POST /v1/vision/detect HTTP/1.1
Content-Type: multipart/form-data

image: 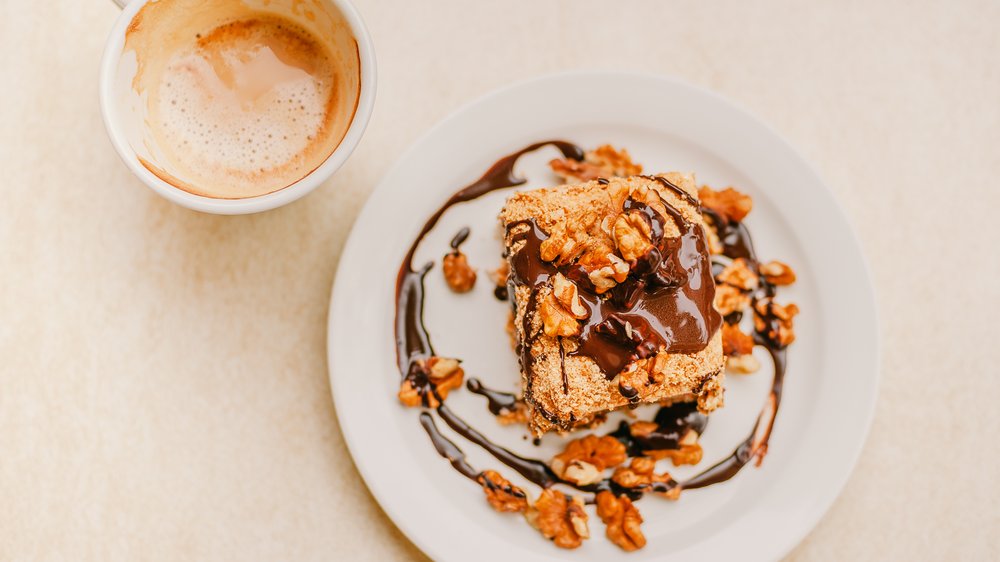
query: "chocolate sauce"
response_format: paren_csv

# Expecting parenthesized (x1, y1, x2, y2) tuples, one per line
(396, 262, 434, 376)
(466, 378, 519, 416)
(587, 473, 679, 502)
(609, 401, 709, 456)
(395, 140, 792, 505)
(618, 383, 640, 406)
(438, 404, 560, 488)
(700, 207, 757, 262)
(682, 346, 785, 489)
(395, 140, 584, 380)
(558, 339, 569, 394)
(678, 207, 787, 490)
(419, 412, 479, 481)
(449, 227, 470, 251)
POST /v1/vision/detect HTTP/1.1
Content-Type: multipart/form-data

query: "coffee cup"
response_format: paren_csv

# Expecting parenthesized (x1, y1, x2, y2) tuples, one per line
(100, 0, 376, 214)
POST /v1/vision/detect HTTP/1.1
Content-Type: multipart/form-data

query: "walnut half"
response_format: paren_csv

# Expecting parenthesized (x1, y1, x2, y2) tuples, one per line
(699, 185, 753, 223)
(714, 284, 751, 316)
(610, 456, 673, 491)
(722, 323, 760, 374)
(717, 258, 759, 291)
(613, 211, 654, 262)
(596, 491, 646, 551)
(396, 357, 464, 408)
(550, 435, 626, 486)
(525, 490, 589, 549)
(442, 251, 476, 293)
(539, 273, 588, 337)
(549, 144, 643, 183)
(753, 298, 800, 347)
(760, 260, 796, 285)
(650, 429, 704, 467)
(477, 470, 528, 513)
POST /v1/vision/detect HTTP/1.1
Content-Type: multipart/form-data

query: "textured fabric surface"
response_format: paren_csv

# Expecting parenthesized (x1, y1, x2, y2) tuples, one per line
(1, 0, 997, 559)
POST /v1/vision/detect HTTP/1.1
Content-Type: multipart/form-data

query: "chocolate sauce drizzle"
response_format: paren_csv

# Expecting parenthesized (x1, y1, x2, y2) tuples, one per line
(395, 140, 584, 374)
(438, 404, 560, 488)
(466, 378, 519, 416)
(506, 189, 721, 379)
(394, 140, 790, 503)
(608, 401, 709, 457)
(679, 208, 787, 489)
(449, 227, 471, 251)
(419, 412, 478, 480)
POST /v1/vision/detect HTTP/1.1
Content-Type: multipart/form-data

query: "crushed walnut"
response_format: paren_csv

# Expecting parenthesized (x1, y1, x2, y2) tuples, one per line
(396, 356, 464, 408)
(616, 358, 666, 401)
(754, 298, 799, 347)
(550, 144, 642, 183)
(653, 429, 704, 467)
(525, 489, 589, 549)
(717, 258, 759, 291)
(760, 260, 796, 285)
(538, 210, 597, 266)
(628, 420, 657, 438)
(442, 251, 477, 293)
(613, 211, 655, 262)
(699, 185, 753, 222)
(610, 456, 673, 492)
(721, 323, 760, 374)
(478, 470, 528, 513)
(714, 284, 751, 316)
(532, 178, 690, 296)
(539, 273, 589, 337)
(550, 434, 627, 486)
(596, 491, 646, 551)
(586, 253, 630, 293)
(721, 323, 754, 356)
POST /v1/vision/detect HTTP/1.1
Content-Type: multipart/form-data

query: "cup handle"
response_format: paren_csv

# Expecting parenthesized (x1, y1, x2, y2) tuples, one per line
(110, 0, 130, 8)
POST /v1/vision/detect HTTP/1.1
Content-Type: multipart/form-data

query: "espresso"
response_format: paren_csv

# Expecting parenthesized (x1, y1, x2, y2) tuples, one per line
(124, 0, 360, 199)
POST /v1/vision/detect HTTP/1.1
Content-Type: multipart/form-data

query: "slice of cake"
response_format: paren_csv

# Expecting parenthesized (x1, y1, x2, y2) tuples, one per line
(499, 174, 725, 435)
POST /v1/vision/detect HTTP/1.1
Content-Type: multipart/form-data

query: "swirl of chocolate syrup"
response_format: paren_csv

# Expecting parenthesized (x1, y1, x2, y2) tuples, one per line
(466, 377, 519, 416)
(398, 140, 788, 501)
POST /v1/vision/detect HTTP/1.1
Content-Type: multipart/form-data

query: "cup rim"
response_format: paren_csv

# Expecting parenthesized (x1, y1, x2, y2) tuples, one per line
(99, 0, 377, 215)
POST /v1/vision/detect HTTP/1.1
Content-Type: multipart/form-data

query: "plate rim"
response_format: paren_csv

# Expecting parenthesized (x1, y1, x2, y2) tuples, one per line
(327, 69, 880, 561)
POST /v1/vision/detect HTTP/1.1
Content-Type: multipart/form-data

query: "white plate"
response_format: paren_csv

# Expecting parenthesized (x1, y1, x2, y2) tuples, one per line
(327, 71, 878, 561)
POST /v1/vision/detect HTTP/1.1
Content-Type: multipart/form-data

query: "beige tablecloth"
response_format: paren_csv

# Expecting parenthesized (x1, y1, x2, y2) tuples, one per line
(2, 0, 997, 559)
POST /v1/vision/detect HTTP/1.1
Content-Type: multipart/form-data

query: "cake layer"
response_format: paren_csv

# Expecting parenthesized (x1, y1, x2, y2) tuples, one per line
(500, 174, 725, 434)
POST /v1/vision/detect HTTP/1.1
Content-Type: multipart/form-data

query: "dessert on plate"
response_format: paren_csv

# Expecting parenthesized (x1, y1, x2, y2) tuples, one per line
(393, 141, 799, 551)
(499, 174, 724, 435)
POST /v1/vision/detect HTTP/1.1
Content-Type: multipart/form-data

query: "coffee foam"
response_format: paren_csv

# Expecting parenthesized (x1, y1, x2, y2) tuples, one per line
(124, 0, 360, 199)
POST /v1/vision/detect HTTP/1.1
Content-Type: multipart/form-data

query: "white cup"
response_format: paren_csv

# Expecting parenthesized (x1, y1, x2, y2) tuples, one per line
(99, 0, 376, 214)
